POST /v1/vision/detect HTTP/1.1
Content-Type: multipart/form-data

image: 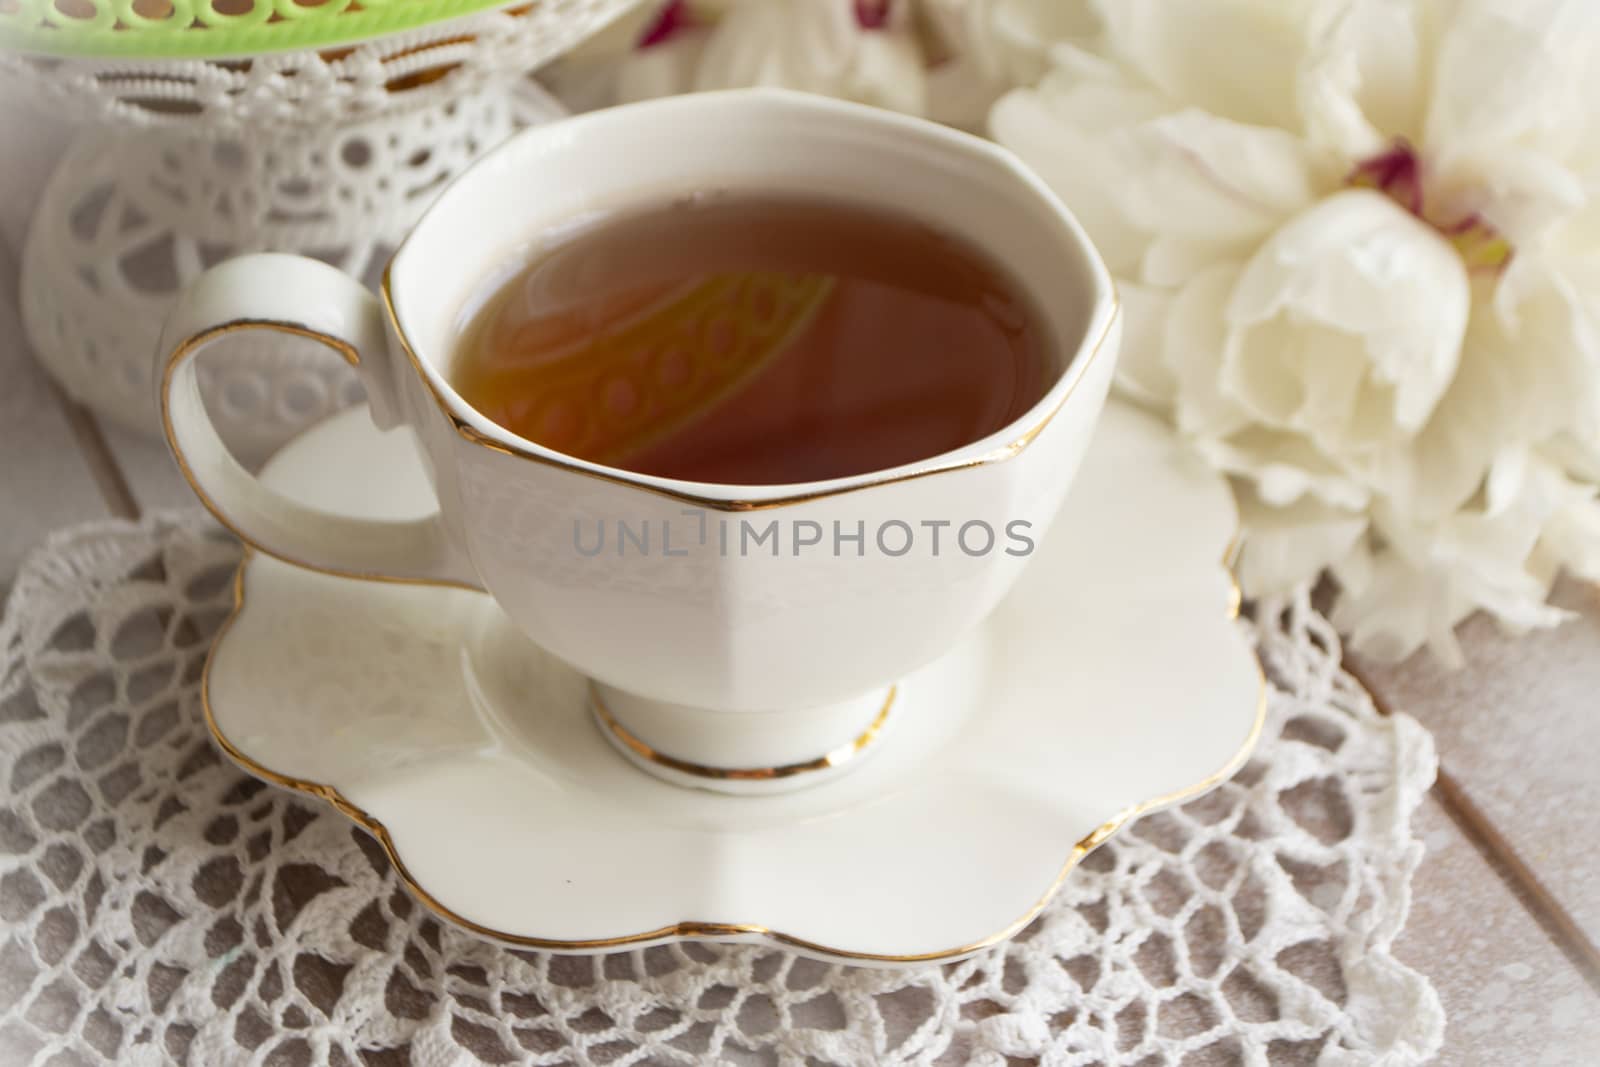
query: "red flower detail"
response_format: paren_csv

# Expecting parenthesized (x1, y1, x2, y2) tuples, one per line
(854, 0, 891, 30)
(638, 0, 693, 49)
(1347, 140, 1423, 216)
(1348, 139, 1513, 273)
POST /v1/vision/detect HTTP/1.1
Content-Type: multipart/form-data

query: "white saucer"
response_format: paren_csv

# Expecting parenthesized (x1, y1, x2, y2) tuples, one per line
(204, 400, 1263, 965)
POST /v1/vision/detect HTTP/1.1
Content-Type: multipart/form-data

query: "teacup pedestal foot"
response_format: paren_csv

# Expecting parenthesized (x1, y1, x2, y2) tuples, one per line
(589, 683, 897, 795)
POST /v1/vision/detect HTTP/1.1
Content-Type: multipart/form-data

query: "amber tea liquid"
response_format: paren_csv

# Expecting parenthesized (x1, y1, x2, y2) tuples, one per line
(449, 193, 1053, 485)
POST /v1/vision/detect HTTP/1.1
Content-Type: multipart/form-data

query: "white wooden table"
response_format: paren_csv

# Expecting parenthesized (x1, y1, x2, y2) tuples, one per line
(3, 104, 1598, 1063)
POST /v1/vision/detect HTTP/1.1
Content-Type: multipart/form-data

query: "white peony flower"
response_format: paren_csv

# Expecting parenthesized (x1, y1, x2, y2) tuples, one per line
(992, 0, 1600, 663)
(546, 0, 931, 117)
(922, 0, 1099, 87)
(916, 0, 1100, 126)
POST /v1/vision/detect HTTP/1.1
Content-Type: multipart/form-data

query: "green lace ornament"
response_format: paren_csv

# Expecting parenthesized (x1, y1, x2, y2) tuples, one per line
(0, 0, 536, 59)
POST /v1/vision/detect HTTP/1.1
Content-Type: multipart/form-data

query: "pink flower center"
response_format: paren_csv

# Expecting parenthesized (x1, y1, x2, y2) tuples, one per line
(854, 0, 892, 30)
(1348, 140, 1512, 273)
(637, 0, 694, 49)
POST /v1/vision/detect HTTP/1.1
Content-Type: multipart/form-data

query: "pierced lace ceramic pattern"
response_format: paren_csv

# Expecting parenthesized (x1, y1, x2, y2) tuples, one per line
(0, 3, 636, 127)
(2, 1, 634, 456)
(0, 514, 1444, 1066)
(16, 81, 556, 462)
(12, 75, 573, 461)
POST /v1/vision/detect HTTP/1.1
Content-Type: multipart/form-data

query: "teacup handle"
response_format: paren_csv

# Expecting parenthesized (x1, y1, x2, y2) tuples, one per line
(158, 253, 479, 588)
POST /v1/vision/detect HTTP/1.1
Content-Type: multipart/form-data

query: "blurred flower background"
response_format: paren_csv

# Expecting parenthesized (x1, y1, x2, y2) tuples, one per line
(550, 0, 1600, 665)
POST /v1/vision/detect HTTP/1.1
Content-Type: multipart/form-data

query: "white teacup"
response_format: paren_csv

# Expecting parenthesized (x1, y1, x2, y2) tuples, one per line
(159, 89, 1120, 794)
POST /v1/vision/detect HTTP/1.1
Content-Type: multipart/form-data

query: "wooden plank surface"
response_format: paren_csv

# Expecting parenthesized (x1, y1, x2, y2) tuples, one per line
(97, 421, 194, 514)
(1355, 578, 1600, 956)
(0, 237, 113, 587)
(1398, 797, 1600, 1062)
(0, 106, 121, 595)
(0, 102, 72, 255)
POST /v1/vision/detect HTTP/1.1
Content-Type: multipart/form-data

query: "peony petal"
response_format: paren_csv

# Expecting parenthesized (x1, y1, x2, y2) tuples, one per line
(693, 0, 797, 88)
(1542, 484, 1600, 584)
(990, 74, 1169, 274)
(1331, 550, 1473, 666)
(1483, 445, 1531, 518)
(1425, 0, 1600, 246)
(1140, 236, 1246, 289)
(1334, 481, 1575, 663)
(1494, 258, 1600, 439)
(1235, 486, 1367, 597)
(841, 35, 928, 114)
(561, 1, 676, 61)
(615, 30, 712, 102)
(1110, 108, 1317, 254)
(993, 12, 1316, 280)
(1298, 0, 1430, 163)
(541, 2, 686, 108)
(1166, 261, 1251, 440)
(1363, 462, 1575, 645)
(923, 0, 1100, 88)
(1223, 189, 1469, 445)
(1389, 421, 1484, 524)
(1333, 533, 1374, 598)
(547, 0, 929, 112)
(1441, 266, 1600, 467)
(1542, 432, 1600, 486)
(1512, 456, 1600, 587)
(924, 59, 1007, 132)
(1433, 145, 1586, 253)
(1090, 0, 1325, 130)
(1541, 174, 1600, 273)
(1112, 282, 1177, 409)
(1426, 0, 1600, 163)
(993, 48, 1315, 282)
(1198, 427, 1369, 510)
(692, 0, 927, 114)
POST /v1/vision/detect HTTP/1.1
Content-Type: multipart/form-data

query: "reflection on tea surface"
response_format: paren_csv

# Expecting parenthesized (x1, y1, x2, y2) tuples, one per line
(451, 194, 1051, 485)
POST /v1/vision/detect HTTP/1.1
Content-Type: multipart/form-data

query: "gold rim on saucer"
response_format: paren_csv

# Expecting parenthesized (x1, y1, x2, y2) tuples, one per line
(199, 546, 1266, 964)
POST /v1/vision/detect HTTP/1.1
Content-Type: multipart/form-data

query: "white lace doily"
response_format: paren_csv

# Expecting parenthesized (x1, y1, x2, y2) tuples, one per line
(0, 514, 1444, 1066)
